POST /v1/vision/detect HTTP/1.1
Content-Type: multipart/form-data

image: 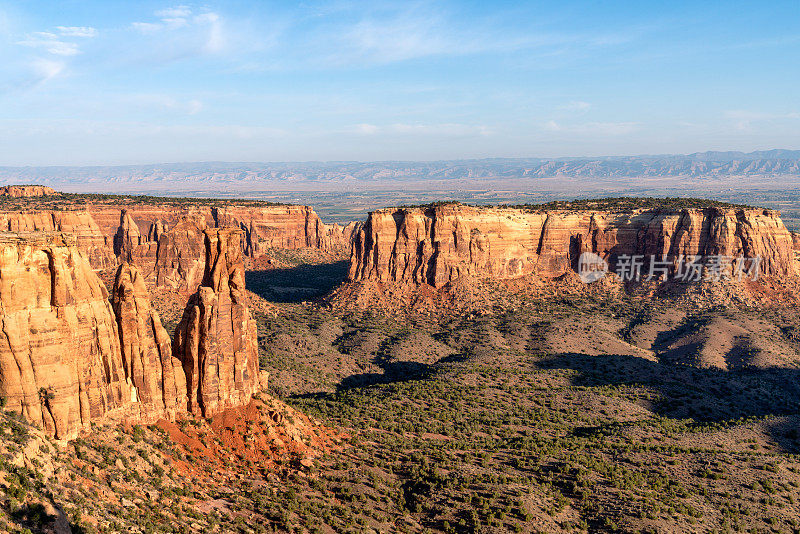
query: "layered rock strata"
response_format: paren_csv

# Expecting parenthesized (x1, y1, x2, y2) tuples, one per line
(173, 228, 260, 417)
(0, 211, 115, 269)
(0, 229, 260, 439)
(349, 205, 798, 287)
(96, 204, 351, 260)
(0, 203, 353, 276)
(0, 232, 131, 439)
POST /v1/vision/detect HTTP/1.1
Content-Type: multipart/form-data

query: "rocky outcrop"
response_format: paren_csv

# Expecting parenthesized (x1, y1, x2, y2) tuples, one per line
(0, 232, 132, 440)
(148, 219, 168, 242)
(349, 205, 798, 287)
(113, 210, 142, 262)
(112, 264, 187, 422)
(0, 185, 56, 197)
(173, 229, 260, 418)
(0, 228, 261, 439)
(0, 211, 115, 270)
(151, 215, 208, 294)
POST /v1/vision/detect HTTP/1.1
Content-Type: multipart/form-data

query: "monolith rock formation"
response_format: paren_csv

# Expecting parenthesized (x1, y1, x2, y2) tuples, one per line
(0, 227, 263, 439)
(112, 263, 187, 422)
(173, 228, 261, 418)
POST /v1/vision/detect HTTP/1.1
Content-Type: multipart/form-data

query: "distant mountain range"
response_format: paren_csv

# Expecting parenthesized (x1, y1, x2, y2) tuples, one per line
(3, 150, 800, 192)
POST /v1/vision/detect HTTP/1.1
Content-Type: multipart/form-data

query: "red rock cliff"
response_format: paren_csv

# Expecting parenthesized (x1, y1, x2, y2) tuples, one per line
(349, 205, 798, 287)
(0, 233, 132, 439)
(112, 263, 188, 422)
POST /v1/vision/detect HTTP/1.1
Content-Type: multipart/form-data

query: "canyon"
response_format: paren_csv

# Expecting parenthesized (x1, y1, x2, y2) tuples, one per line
(3, 196, 800, 441)
(349, 203, 799, 288)
(5, 191, 800, 533)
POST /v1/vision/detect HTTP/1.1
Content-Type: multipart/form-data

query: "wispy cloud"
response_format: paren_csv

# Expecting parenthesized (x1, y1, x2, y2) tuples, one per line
(17, 32, 81, 56)
(31, 58, 66, 83)
(311, 3, 633, 68)
(130, 6, 226, 58)
(156, 6, 192, 19)
(56, 26, 97, 38)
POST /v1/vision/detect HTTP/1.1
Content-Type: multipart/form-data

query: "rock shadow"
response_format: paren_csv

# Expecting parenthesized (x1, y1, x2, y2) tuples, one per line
(246, 260, 348, 303)
(338, 361, 432, 390)
(537, 352, 800, 452)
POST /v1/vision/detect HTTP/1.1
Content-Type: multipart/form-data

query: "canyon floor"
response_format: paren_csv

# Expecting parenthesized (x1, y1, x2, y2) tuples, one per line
(5, 255, 800, 533)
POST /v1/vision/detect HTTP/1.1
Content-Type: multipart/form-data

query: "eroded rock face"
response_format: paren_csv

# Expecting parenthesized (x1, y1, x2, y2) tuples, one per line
(109, 205, 354, 294)
(112, 264, 187, 422)
(0, 227, 263, 439)
(152, 215, 207, 294)
(0, 185, 56, 197)
(0, 233, 132, 440)
(212, 205, 352, 257)
(0, 211, 115, 270)
(148, 219, 168, 242)
(173, 229, 260, 417)
(350, 205, 798, 287)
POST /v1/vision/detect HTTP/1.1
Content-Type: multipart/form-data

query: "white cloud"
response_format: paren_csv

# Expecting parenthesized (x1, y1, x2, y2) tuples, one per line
(131, 8, 225, 55)
(17, 32, 80, 56)
(56, 26, 97, 38)
(132, 6, 195, 33)
(156, 6, 192, 19)
(355, 123, 379, 135)
(195, 12, 224, 53)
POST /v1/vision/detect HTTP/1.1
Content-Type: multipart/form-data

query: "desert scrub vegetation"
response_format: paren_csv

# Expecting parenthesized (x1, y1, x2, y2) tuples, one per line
(7, 292, 800, 532)
(256, 300, 800, 532)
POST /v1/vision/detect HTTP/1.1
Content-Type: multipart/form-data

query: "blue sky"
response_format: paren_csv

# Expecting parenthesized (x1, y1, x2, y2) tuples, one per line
(1, 0, 799, 165)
